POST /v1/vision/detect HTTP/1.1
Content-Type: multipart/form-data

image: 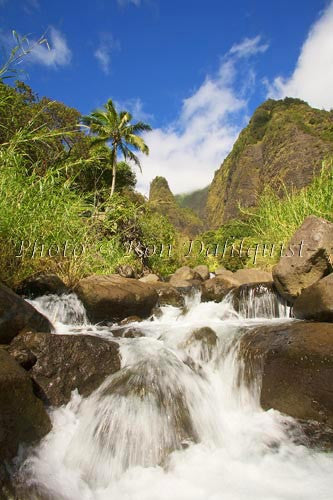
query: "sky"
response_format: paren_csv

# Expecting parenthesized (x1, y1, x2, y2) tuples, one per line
(1, 0, 333, 195)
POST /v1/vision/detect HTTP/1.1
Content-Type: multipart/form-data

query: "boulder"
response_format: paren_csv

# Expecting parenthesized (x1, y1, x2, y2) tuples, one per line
(193, 265, 210, 281)
(273, 216, 333, 303)
(184, 327, 218, 363)
(139, 273, 160, 283)
(294, 274, 333, 322)
(8, 331, 121, 406)
(0, 282, 53, 344)
(233, 268, 272, 285)
(231, 282, 286, 318)
(16, 273, 68, 298)
(240, 321, 333, 426)
(201, 275, 239, 302)
(148, 282, 185, 308)
(0, 350, 51, 465)
(75, 275, 158, 323)
(215, 268, 234, 278)
(169, 266, 202, 284)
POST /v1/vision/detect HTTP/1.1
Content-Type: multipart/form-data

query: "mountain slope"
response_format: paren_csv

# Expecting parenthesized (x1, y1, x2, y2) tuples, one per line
(205, 98, 333, 228)
(149, 177, 204, 238)
(175, 186, 209, 221)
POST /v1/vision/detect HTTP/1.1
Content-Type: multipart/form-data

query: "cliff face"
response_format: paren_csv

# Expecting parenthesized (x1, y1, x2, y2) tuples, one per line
(149, 176, 204, 238)
(175, 186, 209, 222)
(205, 98, 333, 228)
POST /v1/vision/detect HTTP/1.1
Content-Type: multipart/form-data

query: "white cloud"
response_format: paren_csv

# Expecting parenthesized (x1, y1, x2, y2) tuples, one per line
(229, 35, 269, 58)
(28, 27, 71, 67)
(135, 37, 267, 196)
(268, 2, 333, 110)
(94, 34, 120, 74)
(116, 97, 153, 122)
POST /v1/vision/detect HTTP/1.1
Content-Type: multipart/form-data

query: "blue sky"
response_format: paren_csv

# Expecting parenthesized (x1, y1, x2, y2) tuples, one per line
(1, 0, 333, 194)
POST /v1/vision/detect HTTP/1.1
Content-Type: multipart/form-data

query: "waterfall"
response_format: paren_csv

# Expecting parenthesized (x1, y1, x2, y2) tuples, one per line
(17, 289, 333, 500)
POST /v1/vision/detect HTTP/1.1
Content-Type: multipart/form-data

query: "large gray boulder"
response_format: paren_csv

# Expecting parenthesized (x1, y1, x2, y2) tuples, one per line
(9, 331, 121, 406)
(294, 274, 333, 322)
(240, 321, 333, 426)
(0, 350, 51, 465)
(75, 274, 158, 323)
(0, 282, 53, 344)
(273, 216, 333, 303)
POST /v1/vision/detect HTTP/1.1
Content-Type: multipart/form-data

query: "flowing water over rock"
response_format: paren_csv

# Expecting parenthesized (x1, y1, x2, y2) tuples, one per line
(16, 290, 333, 499)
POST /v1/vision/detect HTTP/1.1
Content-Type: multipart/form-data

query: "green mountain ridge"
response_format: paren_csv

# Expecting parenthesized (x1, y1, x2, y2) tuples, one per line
(205, 97, 333, 228)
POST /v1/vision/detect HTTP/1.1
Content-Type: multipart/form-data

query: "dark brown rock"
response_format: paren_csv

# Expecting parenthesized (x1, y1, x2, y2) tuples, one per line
(148, 282, 185, 308)
(185, 327, 218, 362)
(16, 273, 68, 298)
(0, 282, 53, 344)
(294, 274, 333, 322)
(8, 331, 121, 406)
(201, 275, 239, 302)
(240, 321, 333, 425)
(273, 216, 333, 303)
(75, 275, 158, 323)
(0, 350, 51, 465)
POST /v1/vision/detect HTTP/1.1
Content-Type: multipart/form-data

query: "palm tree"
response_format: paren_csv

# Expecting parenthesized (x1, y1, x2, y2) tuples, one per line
(82, 99, 151, 197)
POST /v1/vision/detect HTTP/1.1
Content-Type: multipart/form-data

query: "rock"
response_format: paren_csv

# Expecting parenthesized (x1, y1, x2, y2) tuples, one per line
(148, 282, 185, 308)
(215, 268, 234, 278)
(112, 327, 145, 339)
(119, 316, 143, 325)
(240, 321, 333, 426)
(233, 268, 272, 285)
(273, 216, 333, 303)
(75, 275, 158, 323)
(117, 265, 136, 279)
(0, 282, 53, 344)
(0, 350, 51, 465)
(168, 278, 202, 290)
(8, 331, 121, 406)
(16, 273, 68, 298)
(139, 273, 160, 283)
(294, 274, 333, 322)
(201, 275, 239, 302)
(184, 327, 218, 363)
(169, 266, 202, 284)
(193, 265, 210, 281)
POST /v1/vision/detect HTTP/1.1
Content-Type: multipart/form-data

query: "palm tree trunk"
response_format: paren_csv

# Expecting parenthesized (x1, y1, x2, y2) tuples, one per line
(110, 148, 117, 197)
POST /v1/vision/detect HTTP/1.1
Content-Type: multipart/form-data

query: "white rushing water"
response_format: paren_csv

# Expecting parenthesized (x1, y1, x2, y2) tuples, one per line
(19, 290, 333, 500)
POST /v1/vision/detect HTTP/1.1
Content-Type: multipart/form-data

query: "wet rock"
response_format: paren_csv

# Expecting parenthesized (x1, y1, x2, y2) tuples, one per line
(112, 327, 145, 338)
(273, 216, 333, 303)
(75, 274, 158, 323)
(139, 273, 160, 283)
(201, 275, 239, 302)
(231, 282, 287, 318)
(119, 315, 143, 325)
(185, 327, 218, 362)
(16, 273, 68, 298)
(294, 274, 333, 322)
(0, 282, 53, 344)
(8, 331, 121, 406)
(233, 269, 272, 285)
(240, 321, 333, 426)
(193, 265, 210, 281)
(149, 282, 186, 307)
(0, 350, 51, 466)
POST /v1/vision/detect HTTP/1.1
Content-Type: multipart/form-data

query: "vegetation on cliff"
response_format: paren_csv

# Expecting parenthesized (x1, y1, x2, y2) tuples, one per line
(205, 98, 333, 228)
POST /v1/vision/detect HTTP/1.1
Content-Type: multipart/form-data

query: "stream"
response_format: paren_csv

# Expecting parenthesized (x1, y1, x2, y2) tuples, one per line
(15, 289, 333, 499)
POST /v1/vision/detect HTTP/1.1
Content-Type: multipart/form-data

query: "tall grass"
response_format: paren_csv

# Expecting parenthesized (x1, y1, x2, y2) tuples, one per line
(241, 159, 333, 243)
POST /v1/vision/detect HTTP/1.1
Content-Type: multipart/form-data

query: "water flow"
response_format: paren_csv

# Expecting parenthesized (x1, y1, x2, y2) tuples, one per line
(20, 290, 333, 500)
